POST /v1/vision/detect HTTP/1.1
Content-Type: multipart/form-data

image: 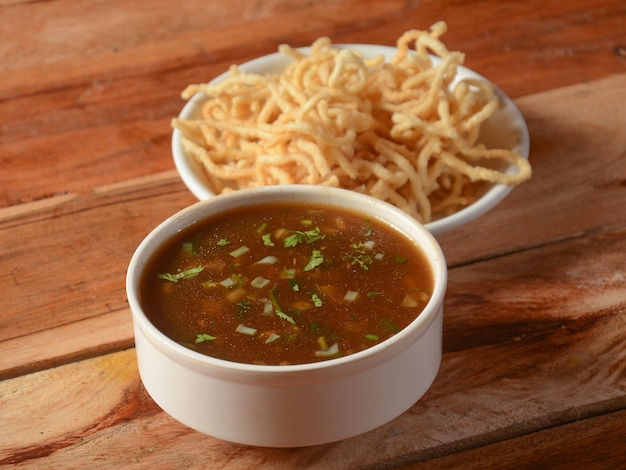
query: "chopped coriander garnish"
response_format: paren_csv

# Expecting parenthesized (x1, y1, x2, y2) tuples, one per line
(304, 249, 324, 271)
(269, 284, 295, 324)
(284, 226, 325, 247)
(261, 233, 274, 246)
(217, 238, 230, 247)
(195, 333, 216, 343)
(157, 265, 204, 282)
(312, 293, 323, 307)
(344, 247, 373, 270)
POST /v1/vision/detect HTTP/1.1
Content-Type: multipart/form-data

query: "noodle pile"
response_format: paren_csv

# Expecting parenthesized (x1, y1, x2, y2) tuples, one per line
(172, 22, 531, 223)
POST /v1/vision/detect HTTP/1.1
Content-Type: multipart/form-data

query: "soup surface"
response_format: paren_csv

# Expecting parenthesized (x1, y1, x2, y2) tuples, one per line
(141, 202, 434, 365)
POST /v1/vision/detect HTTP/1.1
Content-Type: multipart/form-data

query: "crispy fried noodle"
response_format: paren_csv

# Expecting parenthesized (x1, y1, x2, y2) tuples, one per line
(172, 22, 531, 223)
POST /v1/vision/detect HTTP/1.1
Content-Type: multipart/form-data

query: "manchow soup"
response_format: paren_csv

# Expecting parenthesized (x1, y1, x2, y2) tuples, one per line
(140, 202, 434, 365)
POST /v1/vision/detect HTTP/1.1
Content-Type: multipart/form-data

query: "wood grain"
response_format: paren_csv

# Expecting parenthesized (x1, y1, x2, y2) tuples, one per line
(2, 74, 625, 380)
(1, 0, 625, 207)
(1, 1, 625, 467)
(1, 226, 624, 468)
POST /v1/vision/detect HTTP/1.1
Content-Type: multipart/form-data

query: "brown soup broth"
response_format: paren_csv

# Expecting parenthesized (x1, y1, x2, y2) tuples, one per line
(140, 203, 434, 365)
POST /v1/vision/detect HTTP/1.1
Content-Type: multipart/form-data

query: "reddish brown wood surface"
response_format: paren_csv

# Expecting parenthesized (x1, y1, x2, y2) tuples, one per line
(1, 0, 625, 208)
(1, 0, 625, 468)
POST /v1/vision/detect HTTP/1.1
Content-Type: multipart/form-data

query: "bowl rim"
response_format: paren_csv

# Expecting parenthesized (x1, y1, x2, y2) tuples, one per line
(127, 185, 447, 377)
(171, 43, 530, 236)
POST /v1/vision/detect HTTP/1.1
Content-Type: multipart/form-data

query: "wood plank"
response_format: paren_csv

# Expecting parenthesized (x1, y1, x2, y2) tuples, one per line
(1, 75, 625, 378)
(1, 226, 624, 467)
(1, 0, 625, 207)
(0, 172, 196, 379)
(437, 73, 626, 264)
(402, 410, 626, 469)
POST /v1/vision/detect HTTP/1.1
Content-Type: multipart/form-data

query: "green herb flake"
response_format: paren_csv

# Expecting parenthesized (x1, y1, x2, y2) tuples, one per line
(283, 232, 303, 247)
(269, 284, 296, 324)
(367, 291, 383, 297)
(261, 233, 275, 246)
(284, 226, 325, 247)
(393, 255, 408, 264)
(364, 333, 379, 341)
(157, 265, 204, 282)
(195, 333, 216, 343)
(312, 293, 323, 307)
(217, 238, 230, 247)
(344, 248, 373, 270)
(304, 249, 324, 271)
(257, 222, 268, 233)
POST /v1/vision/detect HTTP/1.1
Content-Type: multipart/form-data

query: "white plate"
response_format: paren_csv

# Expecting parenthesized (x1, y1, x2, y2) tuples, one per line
(172, 44, 530, 236)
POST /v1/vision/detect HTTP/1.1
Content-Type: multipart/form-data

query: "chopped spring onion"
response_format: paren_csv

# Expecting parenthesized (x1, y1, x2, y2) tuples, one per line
(235, 324, 257, 336)
(220, 277, 236, 288)
(276, 309, 296, 325)
(364, 333, 379, 341)
(261, 299, 274, 315)
(344, 290, 359, 302)
(315, 342, 339, 357)
(374, 252, 385, 260)
(254, 255, 278, 265)
(229, 245, 249, 258)
(361, 240, 376, 250)
(251, 276, 270, 289)
(195, 333, 216, 343)
(265, 333, 281, 344)
(157, 265, 204, 282)
(401, 294, 419, 307)
(317, 336, 328, 351)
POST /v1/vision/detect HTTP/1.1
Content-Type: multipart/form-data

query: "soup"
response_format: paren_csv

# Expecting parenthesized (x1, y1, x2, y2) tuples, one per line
(140, 202, 434, 365)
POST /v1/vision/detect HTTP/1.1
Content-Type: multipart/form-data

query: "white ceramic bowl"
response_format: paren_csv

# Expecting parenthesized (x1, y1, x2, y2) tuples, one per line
(127, 185, 447, 447)
(172, 44, 530, 237)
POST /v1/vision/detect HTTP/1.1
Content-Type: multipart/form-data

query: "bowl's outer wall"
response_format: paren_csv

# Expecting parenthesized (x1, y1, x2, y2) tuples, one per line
(127, 185, 447, 447)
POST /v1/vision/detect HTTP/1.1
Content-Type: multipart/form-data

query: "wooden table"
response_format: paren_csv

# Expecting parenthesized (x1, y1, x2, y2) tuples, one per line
(1, 1, 625, 468)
